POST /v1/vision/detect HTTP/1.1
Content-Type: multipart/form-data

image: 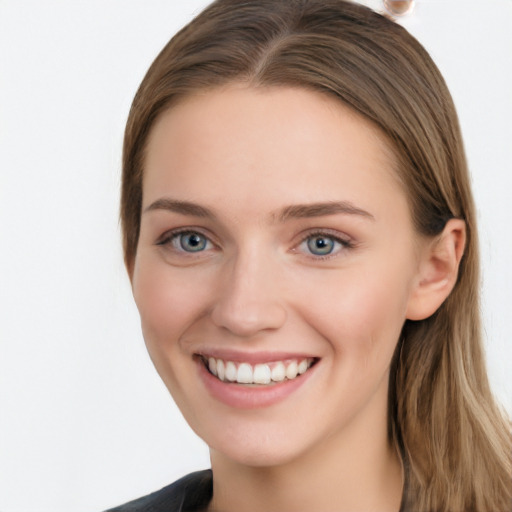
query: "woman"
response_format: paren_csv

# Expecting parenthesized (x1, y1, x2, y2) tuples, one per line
(107, 0, 512, 510)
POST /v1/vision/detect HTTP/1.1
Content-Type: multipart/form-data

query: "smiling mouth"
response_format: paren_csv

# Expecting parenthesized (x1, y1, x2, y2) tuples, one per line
(199, 355, 318, 386)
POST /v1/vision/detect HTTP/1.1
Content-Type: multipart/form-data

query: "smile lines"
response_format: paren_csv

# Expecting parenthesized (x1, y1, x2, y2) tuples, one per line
(201, 356, 316, 385)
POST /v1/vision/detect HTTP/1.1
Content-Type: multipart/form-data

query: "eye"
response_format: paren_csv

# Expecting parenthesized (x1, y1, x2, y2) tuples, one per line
(298, 232, 352, 258)
(158, 230, 213, 253)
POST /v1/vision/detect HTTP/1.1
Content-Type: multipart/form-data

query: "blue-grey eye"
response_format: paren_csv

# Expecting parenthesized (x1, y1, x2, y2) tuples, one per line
(306, 235, 336, 256)
(176, 232, 208, 252)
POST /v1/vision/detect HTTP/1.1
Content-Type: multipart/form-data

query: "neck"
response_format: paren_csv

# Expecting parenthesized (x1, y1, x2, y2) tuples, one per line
(208, 388, 403, 512)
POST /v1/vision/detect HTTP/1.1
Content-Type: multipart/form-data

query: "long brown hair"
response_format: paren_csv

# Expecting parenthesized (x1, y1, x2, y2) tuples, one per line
(121, 1, 512, 510)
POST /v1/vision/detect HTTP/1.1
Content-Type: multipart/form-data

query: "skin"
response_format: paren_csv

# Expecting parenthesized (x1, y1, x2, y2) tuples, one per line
(131, 85, 465, 512)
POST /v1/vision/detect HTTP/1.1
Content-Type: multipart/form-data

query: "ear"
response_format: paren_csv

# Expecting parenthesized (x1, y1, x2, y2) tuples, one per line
(406, 219, 466, 321)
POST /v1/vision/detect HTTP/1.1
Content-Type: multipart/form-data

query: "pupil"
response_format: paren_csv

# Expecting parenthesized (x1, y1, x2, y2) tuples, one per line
(188, 235, 201, 246)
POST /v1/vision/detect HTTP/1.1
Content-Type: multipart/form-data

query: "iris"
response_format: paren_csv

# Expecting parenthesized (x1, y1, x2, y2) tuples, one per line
(307, 235, 335, 256)
(178, 232, 208, 252)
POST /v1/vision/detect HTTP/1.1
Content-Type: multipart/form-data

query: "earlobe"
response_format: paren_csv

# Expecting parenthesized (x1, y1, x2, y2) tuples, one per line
(406, 219, 466, 321)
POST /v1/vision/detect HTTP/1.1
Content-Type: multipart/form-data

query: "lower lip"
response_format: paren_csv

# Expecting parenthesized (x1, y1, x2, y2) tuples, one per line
(197, 359, 316, 409)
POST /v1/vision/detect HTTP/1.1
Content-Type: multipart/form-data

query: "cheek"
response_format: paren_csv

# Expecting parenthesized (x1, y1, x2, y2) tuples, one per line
(132, 256, 209, 348)
(297, 262, 411, 362)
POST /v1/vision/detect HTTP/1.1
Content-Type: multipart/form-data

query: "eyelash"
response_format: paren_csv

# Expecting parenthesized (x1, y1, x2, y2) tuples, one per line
(156, 228, 354, 260)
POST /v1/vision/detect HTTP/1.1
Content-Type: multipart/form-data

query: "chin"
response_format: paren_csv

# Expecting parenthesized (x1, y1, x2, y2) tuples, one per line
(203, 420, 314, 469)
(215, 442, 301, 468)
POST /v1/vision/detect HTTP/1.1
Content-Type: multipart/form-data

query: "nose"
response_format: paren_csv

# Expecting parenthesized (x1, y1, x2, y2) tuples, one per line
(210, 249, 287, 337)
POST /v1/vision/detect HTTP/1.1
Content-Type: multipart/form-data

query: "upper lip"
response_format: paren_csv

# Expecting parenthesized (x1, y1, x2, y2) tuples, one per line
(194, 349, 319, 365)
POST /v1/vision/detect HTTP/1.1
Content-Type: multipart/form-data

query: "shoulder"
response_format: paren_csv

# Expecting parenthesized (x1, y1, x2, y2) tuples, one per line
(103, 469, 213, 512)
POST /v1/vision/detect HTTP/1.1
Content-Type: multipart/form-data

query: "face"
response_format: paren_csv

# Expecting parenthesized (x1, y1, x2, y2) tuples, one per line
(132, 85, 424, 468)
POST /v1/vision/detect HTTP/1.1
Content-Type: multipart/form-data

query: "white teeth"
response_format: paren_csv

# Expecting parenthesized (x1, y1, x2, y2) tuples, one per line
(237, 363, 253, 384)
(253, 364, 271, 384)
(225, 361, 237, 382)
(270, 362, 286, 382)
(286, 360, 298, 380)
(298, 359, 308, 374)
(204, 356, 315, 385)
(208, 357, 217, 376)
(217, 359, 225, 381)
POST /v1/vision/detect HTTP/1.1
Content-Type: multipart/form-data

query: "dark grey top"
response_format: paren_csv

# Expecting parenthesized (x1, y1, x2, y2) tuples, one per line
(104, 468, 410, 511)
(103, 470, 213, 512)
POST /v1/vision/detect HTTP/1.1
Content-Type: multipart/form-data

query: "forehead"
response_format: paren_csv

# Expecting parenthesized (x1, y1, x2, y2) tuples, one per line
(142, 85, 404, 218)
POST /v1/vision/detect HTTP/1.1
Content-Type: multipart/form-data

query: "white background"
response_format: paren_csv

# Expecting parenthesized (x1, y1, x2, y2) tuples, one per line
(0, 1, 511, 511)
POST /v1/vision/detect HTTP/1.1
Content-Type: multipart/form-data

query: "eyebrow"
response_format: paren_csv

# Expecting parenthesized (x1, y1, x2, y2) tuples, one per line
(143, 198, 215, 218)
(276, 201, 375, 222)
(143, 197, 374, 222)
